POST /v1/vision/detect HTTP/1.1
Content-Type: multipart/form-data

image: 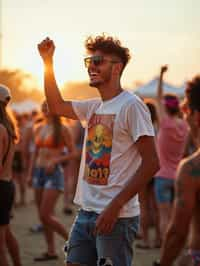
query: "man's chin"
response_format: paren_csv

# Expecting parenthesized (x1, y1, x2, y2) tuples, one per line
(89, 80, 102, 88)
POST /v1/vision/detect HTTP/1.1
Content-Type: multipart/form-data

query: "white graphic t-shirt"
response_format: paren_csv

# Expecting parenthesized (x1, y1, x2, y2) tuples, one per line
(72, 91, 154, 217)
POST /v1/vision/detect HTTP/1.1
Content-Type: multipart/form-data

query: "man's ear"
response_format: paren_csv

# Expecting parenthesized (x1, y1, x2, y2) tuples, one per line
(113, 62, 123, 76)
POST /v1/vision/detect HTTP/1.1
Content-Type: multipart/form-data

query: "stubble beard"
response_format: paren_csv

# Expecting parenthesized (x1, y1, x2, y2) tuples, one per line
(89, 80, 103, 88)
(89, 66, 112, 88)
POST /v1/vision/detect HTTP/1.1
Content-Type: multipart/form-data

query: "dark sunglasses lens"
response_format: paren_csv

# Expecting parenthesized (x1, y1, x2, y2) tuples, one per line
(84, 56, 103, 68)
(93, 57, 102, 66)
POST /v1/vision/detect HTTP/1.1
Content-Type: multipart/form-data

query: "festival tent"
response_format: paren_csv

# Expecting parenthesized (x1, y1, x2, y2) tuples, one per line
(133, 77, 185, 98)
(10, 100, 40, 113)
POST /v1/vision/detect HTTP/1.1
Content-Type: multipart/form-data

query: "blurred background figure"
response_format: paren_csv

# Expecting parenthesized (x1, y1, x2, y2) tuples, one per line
(154, 65, 188, 243)
(62, 118, 84, 215)
(0, 84, 22, 266)
(27, 102, 76, 261)
(12, 113, 28, 207)
(181, 98, 199, 156)
(154, 75, 200, 266)
(137, 98, 161, 249)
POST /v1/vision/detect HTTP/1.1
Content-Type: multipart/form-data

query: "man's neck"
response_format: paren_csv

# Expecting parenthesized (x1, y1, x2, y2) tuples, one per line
(98, 84, 123, 101)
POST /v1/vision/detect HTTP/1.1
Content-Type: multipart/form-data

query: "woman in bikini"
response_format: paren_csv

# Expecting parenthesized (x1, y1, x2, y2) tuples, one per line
(0, 84, 22, 266)
(28, 101, 76, 261)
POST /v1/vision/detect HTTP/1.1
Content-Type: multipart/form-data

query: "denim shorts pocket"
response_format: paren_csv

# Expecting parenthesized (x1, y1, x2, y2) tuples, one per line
(125, 216, 139, 244)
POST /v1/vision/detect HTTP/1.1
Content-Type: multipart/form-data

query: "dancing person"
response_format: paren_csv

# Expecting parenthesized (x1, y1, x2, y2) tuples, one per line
(63, 119, 84, 215)
(153, 76, 200, 266)
(38, 34, 159, 266)
(28, 102, 76, 261)
(154, 65, 188, 242)
(137, 99, 161, 249)
(12, 114, 27, 207)
(0, 84, 22, 266)
(181, 99, 198, 156)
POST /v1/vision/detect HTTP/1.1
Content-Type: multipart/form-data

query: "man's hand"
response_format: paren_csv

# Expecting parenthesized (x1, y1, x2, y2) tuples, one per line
(38, 37, 55, 62)
(161, 65, 168, 75)
(94, 202, 120, 235)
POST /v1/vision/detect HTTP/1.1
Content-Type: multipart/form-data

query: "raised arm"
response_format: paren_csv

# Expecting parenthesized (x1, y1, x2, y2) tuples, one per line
(156, 65, 168, 121)
(37, 37, 78, 120)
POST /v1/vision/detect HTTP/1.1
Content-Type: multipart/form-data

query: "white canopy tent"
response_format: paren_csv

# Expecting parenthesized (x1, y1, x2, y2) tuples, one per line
(133, 77, 185, 98)
(10, 100, 40, 114)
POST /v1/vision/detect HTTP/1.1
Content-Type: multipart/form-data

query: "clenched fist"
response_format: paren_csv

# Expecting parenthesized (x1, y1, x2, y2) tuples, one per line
(37, 37, 55, 62)
(161, 65, 168, 74)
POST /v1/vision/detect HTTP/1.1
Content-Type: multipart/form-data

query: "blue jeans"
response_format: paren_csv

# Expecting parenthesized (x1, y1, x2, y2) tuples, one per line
(64, 209, 139, 266)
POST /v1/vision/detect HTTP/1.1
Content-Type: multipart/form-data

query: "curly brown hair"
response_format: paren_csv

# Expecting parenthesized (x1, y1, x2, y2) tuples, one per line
(186, 75, 200, 112)
(85, 33, 131, 71)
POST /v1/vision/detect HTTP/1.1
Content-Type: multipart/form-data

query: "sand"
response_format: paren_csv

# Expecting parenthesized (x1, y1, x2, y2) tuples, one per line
(11, 190, 161, 266)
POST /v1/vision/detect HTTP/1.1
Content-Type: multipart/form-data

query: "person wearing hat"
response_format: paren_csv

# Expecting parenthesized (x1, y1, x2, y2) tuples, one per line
(0, 84, 22, 266)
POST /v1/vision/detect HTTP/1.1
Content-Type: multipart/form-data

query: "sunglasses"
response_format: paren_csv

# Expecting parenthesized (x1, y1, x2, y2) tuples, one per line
(84, 55, 120, 68)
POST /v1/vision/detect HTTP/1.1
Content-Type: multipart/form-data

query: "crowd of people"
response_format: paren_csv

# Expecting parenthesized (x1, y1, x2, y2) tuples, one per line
(0, 95, 84, 265)
(0, 33, 200, 266)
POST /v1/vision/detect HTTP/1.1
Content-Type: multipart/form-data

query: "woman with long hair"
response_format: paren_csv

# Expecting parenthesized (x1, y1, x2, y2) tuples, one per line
(28, 101, 76, 261)
(0, 84, 22, 266)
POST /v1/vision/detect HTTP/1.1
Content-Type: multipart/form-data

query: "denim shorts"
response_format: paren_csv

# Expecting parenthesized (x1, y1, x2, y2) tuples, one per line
(154, 177, 174, 203)
(64, 209, 139, 266)
(32, 165, 64, 191)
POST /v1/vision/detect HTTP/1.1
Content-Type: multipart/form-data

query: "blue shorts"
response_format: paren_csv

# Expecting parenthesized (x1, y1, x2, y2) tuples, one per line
(32, 165, 64, 191)
(64, 209, 139, 266)
(154, 177, 174, 203)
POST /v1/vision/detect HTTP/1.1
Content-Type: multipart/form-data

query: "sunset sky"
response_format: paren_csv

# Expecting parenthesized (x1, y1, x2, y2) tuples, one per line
(1, 0, 200, 89)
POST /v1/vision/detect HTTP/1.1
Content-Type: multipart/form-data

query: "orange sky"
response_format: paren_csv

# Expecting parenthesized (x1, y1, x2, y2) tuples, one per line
(1, 0, 200, 89)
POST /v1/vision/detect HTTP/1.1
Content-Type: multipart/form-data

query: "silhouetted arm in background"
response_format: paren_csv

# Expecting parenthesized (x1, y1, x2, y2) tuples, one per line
(156, 65, 168, 123)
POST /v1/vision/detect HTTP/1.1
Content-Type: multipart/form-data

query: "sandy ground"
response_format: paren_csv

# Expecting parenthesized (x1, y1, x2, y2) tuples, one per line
(10, 189, 161, 266)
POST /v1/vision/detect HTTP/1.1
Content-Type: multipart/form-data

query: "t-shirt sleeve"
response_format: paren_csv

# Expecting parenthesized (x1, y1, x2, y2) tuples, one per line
(127, 98, 155, 142)
(72, 98, 101, 126)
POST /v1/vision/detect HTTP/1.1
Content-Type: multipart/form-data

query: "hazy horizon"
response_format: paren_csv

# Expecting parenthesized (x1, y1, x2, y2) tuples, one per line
(1, 0, 200, 89)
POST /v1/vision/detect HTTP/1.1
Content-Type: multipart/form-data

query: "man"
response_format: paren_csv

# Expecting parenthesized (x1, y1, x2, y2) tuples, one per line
(154, 75, 200, 266)
(38, 34, 159, 266)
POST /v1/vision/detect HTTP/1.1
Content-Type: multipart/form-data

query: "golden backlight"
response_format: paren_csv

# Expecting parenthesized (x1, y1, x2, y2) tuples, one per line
(2, 0, 200, 89)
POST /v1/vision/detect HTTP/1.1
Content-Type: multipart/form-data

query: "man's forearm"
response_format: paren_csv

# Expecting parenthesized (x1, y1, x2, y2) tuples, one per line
(43, 60, 63, 113)
(110, 158, 159, 210)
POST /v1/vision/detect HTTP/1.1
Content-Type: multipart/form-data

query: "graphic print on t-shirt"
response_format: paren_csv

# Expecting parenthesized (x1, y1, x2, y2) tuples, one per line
(84, 114, 115, 185)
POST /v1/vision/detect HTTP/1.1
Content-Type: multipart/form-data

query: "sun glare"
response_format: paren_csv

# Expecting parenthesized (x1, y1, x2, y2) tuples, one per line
(2, 0, 200, 90)
(15, 36, 89, 90)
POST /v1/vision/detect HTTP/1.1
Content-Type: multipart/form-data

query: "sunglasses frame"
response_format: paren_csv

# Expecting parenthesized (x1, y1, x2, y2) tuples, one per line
(84, 55, 120, 68)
